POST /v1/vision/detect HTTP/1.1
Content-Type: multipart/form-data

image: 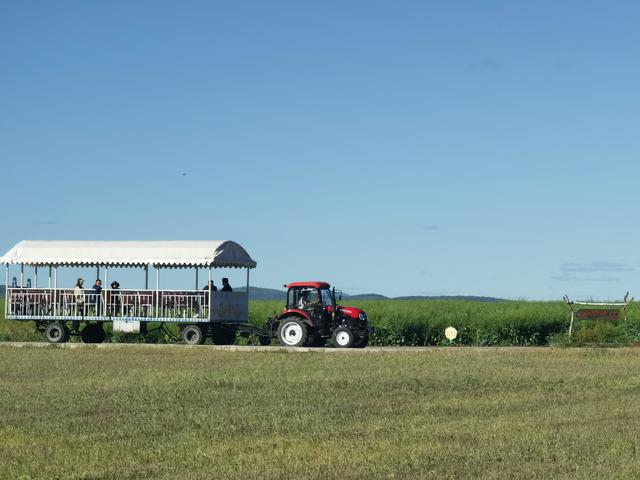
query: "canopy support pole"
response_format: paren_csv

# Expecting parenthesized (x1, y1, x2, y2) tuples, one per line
(145, 265, 149, 289)
(96, 266, 100, 282)
(34, 266, 38, 288)
(155, 267, 160, 318)
(53, 267, 57, 316)
(246, 268, 250, 294)
(195, 268, 199, 290)
(20, 264, 23, 287)
(48, 267, 51, 288)
(4, 265, 8, 318)
(101, 267, 107, 317)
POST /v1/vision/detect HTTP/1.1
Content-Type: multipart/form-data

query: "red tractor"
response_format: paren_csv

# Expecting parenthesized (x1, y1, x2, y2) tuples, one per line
(265, 282, 372, 348)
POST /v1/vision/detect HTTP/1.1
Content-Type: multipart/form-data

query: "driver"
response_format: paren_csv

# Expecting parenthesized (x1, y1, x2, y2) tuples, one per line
(297, 290, 309, 310)
(298, 289, 320, 309)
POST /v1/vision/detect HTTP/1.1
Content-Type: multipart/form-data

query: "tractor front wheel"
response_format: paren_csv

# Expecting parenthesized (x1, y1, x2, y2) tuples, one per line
(332, 327, 354, 348)
(277, 317, 307, 347)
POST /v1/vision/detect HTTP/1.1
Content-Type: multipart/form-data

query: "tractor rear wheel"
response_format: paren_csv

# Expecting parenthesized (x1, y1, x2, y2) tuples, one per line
(277, 317, 307, 347)
(45, 323, 69, 344)
(332, 327, 354, 348)
(182, 325, 205, 345)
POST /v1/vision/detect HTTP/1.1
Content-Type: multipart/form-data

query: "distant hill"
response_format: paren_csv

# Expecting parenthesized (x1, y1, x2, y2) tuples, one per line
(236, 286, 286, 301)
(0, 284, 505, 302)
(345, 293, 389, 300)
(392, 295, 506, 302)
(244, 288, 507, 302)
(346, 293, 506, 302)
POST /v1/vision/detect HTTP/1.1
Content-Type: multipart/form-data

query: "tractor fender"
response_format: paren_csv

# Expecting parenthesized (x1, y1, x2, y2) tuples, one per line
(278, 309, 314, 327)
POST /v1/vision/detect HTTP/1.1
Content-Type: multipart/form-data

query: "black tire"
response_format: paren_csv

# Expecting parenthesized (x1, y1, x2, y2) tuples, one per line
(182, 325, 205, 345)
(45, 323, 69, 344)
(353, 334, 369, 349)
(258, 335, 272, 346)
(277, 317, 308, 347)
(211, 325, 237, 345)
(332, 327, 354, 348)
(81, 324, 106, 344)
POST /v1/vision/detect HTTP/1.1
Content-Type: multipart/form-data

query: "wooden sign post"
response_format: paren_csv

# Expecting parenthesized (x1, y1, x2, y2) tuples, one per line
(563, 293, 633, 340)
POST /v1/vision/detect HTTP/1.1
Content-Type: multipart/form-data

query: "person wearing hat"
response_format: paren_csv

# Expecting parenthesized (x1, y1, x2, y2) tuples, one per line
(107, 281, 120, 316)
(74, 278, 85, 316)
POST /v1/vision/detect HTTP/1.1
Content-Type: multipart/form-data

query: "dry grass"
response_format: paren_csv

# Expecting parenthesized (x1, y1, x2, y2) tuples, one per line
(1, 345, 640, 479)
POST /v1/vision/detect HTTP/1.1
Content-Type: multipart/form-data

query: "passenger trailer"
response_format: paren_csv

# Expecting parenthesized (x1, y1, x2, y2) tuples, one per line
(1, 240, 261, 345)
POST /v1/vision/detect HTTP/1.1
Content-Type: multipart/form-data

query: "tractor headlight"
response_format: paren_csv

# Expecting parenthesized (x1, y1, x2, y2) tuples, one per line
(359, 313, 367, 321)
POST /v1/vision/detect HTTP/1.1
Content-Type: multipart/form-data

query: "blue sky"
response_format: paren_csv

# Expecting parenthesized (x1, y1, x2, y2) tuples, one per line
(1, 1, 639, 299)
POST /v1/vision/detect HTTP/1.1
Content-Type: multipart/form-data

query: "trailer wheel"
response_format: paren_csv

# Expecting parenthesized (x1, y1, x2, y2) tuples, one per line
(258, 335, 272, 346)
(278, 317, 307, 347)
(81, 324, 106, 343)
(182, 325, 205, 345)
(353, 334, 369, 349)
(45, 323, 69, 344)
(211, 325, 236, 345)
(332, 327, 354, 348)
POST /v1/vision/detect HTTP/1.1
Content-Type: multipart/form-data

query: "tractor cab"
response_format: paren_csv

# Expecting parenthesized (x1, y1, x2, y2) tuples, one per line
(286, 282, 335, 325)
(267, 281, 372, 348)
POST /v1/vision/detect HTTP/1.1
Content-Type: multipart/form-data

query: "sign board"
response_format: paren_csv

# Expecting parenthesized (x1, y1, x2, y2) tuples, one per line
(209, 291, 249, 323)
(113, 320, 141, 333)
(575, 309, 620, 321)
(444, 326, 458, 341)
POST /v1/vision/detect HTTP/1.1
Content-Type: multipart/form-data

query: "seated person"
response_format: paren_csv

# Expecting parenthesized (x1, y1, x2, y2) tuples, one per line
(91, 279, 103, 314)
(221, 278, 233, 292)
(297, 291, 309, 310)
(202, 280, 217, 291)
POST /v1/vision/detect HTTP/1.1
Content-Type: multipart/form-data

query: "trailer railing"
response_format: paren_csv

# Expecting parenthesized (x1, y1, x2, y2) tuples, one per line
(6, 288, 212, 323)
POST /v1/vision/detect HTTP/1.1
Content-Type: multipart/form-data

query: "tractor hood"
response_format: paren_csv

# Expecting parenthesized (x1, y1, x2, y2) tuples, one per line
(336, 306, 366, 319)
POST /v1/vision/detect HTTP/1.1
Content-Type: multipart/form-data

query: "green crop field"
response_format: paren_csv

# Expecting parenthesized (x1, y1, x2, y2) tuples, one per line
(1, 345, 640, 479)
(251, 299, 640, 346)
(2, 298, 640, 346)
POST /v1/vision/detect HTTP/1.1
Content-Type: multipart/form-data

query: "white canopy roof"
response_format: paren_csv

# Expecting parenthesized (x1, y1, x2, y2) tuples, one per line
(0, 240, 257, 269)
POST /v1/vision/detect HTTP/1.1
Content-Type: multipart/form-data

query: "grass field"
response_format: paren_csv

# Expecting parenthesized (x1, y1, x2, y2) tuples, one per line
(1, 345, 640, 479)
